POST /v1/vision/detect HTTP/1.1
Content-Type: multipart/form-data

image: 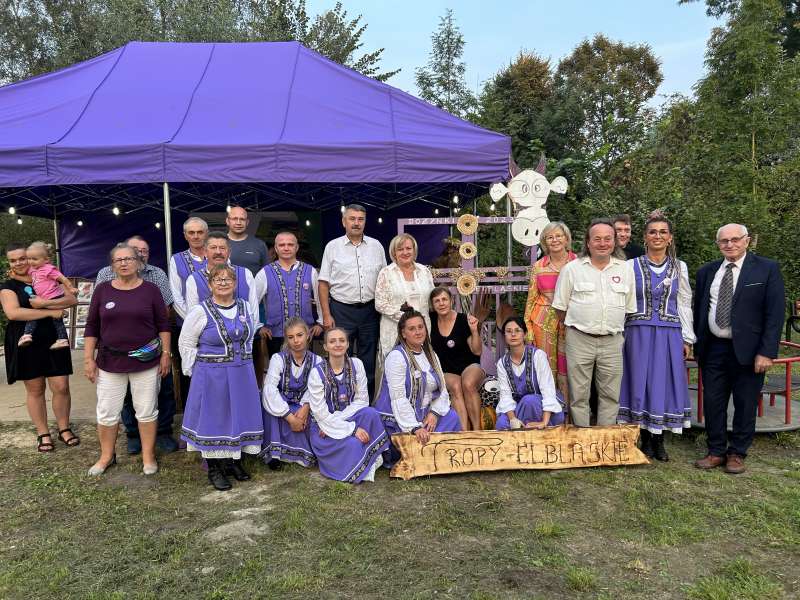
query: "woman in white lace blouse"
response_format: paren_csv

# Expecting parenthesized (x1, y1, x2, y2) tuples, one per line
(374, 234, 435, 363)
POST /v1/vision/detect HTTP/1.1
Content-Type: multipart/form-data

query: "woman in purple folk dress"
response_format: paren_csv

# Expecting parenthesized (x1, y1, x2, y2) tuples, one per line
(618, 212, 695, 462)
(307, 328, 389, 483)
(375, 309, 461, 466)
(260, 317, 321, 470)
(495, 317, 566, 430)
(179, 264, 264, 491)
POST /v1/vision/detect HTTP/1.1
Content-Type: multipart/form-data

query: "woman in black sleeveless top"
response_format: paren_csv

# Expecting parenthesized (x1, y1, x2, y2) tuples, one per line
(429, 286, 485, 430)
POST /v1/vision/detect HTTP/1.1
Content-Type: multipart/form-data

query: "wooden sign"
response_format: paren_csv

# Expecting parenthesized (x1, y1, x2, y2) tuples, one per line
(389, 425, 649, 480)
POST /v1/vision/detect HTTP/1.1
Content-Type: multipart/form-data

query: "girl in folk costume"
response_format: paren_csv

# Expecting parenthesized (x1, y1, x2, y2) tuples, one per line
(307, 328, 389, 483)
(179, 265, 264, 491)
(618, 211, 695, 462)
(260, 318, 321, 470)
(375, 309, 462, 465)
(495, 317, 566, 430)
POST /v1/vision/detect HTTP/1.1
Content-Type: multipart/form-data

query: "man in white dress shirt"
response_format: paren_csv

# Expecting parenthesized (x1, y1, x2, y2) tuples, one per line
(253, 231, 323, 355)
(318, 204, 387, 398)
(552, 218, 637, 426)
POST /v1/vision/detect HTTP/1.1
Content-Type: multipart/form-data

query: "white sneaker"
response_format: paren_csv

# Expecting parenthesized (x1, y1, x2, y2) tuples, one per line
(143, 462, 159, 476)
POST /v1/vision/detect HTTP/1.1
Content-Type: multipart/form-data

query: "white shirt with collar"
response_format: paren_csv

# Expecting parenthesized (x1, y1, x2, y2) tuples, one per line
(252, 260, 323, 325)
(551, 255, 637, 335)
(318, 235, 387, 304)
(708, 253, 747, 339)
(169, 250, 206, 319)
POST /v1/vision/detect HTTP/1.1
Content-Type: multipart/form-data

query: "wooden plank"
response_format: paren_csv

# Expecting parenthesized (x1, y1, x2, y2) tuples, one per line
(389, 425, 649, 480)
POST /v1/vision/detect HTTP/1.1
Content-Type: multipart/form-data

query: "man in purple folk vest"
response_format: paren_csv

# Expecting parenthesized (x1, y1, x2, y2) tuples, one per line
(168, 216, 208, 416)
(254, 231, 323, 355)
(170, 217, 208, 325)
(184, 232, 260, 328)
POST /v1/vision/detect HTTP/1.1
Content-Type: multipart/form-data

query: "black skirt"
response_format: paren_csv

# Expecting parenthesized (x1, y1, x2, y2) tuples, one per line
(2, 279, 73, 385)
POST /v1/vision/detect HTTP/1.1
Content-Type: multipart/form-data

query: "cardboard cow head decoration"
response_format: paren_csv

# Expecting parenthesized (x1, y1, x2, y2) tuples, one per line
(490, 157, 568, 247)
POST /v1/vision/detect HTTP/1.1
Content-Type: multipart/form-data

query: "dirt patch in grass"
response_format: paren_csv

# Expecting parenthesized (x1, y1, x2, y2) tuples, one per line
(0, 423, 798, 599)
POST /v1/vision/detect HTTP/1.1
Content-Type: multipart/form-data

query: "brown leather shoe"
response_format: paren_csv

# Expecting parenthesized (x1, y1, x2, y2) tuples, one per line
(724, 454, 746, 474)
(694, 454, 726, 469)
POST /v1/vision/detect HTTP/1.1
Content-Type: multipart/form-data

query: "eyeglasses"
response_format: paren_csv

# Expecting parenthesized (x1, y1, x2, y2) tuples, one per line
(716, 235, 747, 246)
(544, 234, 565, 241)
(112, 257, 137, 265)
(212, 278, 235, 284)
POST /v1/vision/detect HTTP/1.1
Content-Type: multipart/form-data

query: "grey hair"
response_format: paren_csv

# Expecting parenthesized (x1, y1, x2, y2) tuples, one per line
(205, 231, 229, 247)
(344, 203, 367, 215)
(715, 223, 749, 240)
(183, 217, 208, 232)
(109, 243, 141, 270)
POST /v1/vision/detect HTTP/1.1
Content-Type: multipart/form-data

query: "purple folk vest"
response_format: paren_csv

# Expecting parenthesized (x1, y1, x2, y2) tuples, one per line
(278, 351, 319, 404)
(172, 250, 207, 324)
(264, 262, 314, 337)
(502, 345, 541, 402)
(626, 256, 681, 328)
(314, 357, 358, 413)
(376, 346, 442, 422)
(195, 298, 254, 364)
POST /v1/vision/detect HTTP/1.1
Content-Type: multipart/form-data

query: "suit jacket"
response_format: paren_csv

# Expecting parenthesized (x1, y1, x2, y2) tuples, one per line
(693, 253, 785, 365)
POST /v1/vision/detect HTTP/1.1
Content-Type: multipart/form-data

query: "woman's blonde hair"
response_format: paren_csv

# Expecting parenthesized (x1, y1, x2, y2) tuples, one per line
(538, 221, 572, 255)
(388, 233, 418, 263)
(280, 317, 310, 352)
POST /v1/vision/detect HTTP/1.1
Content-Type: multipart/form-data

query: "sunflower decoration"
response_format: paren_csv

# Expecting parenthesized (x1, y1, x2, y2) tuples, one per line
(456, 213, 479, 235)
(458, 241, 477, 261)
(456, 273, 478, 296)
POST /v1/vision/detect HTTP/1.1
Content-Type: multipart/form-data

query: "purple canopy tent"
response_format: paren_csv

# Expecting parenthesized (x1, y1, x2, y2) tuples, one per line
(0, 41, 511, 275)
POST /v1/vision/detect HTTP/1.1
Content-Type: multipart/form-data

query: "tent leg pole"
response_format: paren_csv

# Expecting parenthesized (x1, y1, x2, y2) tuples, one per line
(506, 195, 512, 304)
(52, 206, 60, 270)
(163, 182, 173, 260)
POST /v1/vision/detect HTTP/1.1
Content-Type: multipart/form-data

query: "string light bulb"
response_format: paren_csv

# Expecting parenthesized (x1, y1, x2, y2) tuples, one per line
(452, 195, 459, 205)
(434, 208, 439, 215)
(16, 217, 22, 225)
(77, 220, 84, 227)
(490, 203, 496, 211)
(155, 222, 161, 229)
(112, 206, 120, 216)
(225, 204, 231, 213)
(377, 217, 383, 224)
(340, 205, 345, 213)
(8, 207, 15, 215)
(305, 219, 311, 227)
(454, 207, 460, 214)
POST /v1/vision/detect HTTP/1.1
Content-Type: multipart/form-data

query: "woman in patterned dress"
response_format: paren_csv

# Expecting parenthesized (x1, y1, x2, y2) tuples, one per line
(523, 221, 576, 403)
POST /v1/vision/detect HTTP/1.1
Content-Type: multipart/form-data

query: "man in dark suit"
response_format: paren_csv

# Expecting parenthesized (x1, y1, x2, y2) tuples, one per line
(693, 223, 785, 474)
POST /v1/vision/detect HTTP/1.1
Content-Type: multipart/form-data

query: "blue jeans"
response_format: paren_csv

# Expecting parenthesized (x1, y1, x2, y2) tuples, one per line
(122, 371, 175, 437)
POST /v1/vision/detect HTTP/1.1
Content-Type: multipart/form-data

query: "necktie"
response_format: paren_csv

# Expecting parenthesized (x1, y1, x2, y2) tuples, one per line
(715, 263, 735, 329)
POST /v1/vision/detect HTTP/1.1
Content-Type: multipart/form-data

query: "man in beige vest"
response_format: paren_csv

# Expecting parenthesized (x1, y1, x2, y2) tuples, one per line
(552, 218, 636, 426)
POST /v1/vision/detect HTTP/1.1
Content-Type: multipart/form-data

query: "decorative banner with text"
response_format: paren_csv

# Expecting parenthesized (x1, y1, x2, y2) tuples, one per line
(389, 425, 649, 480)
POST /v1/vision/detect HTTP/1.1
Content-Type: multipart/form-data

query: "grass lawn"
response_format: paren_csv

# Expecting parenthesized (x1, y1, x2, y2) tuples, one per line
(1, 423, 798, 600)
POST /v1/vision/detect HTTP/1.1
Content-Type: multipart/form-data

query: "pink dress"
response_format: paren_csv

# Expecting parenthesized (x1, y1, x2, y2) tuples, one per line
(29, 263, 65, 299)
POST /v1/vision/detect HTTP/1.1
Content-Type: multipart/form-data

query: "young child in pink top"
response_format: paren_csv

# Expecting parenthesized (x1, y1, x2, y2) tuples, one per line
(19, 241, 78, 350)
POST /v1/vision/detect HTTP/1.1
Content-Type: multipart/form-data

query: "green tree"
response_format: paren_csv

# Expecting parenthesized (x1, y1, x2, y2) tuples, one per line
(679, 0, 800, 57)
(554, 34, 663, 211)
(0, 0, 398, 84)
(414, 8, 477, 119)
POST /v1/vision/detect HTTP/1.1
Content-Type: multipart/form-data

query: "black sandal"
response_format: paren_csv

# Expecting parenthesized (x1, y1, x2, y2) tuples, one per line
(57, 428, 81, 447)
(37, 433, 55, 453)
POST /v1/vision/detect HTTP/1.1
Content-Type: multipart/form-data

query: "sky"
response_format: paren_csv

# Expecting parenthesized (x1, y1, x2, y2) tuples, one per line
(306, 0, 721, 104)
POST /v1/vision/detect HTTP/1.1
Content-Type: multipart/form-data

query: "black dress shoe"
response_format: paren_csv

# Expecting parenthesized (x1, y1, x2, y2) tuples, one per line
(651, 433, 669, 462)
(267, 458, 283, 471)
(224, 458, 251, 481)
(207, 459, 233, 491)
(639, 429, 655, 459)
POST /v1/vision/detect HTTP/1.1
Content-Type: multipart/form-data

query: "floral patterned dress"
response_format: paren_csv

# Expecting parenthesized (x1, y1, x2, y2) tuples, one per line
(523, 252, 577, 399)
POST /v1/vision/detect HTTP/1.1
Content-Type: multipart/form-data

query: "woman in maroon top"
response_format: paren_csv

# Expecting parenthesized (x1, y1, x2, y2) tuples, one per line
(84, 244, 171, 476)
